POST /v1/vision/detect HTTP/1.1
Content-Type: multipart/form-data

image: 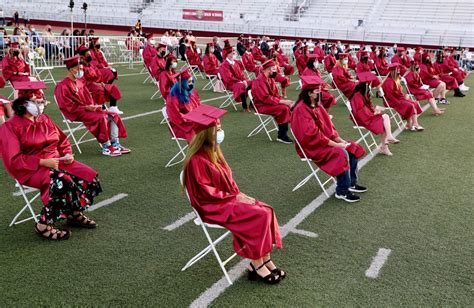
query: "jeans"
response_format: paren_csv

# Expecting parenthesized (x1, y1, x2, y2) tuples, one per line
(335, 151, 358, 195)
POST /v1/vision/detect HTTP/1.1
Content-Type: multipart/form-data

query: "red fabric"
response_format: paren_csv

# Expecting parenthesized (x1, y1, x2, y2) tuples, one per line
(296, 53, 307, 75)
(54, 77, 127, 143)
(323, 54, 336, 73)
(345, 141, 365, 158)
(251, 46, 267, 63)
(419, 63, 442, 88)
(313, 46, 325, 62)
(159, 70, 177, 100)
(432, 62, 459, 90)
(203, 53, 219, 76)
(414, 52, 422, 64)
(90, 49, 109, 68)
(150, 56, 166, 80)
(375, 56, 389, 76)
(165, 91, 202, 142)
(347, 55, 357, 70)
(332, 65, 357, 99)
(391, 54, 411, 76)
(382, 76, 423, 119)
(445, 56, 467, 82)
(405, 71, 433, 100)
(355, 63, 381, 86)
(186, 47, 204, 71)
(242, 52, 260, 74)
(218, 60, 251, 101)
(1, 56, 31, 82)
(83, 63, 121, 104)
(142, 43, 158, 68)
(0, 114, 97, 204)
(251, 73, 290, 124)
(349, 92, 384, 134)
(290, 102, 349, 177)
(301, 68, 336, 109)
(184, 151, 282, 260)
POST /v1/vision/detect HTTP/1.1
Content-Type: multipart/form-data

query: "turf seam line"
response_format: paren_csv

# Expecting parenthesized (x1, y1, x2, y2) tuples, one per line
(189, 103, 431, 307)
(290, 229, 319, 238)
(365, 248, 392, 279)
(86, 193, 128, 212)
(163, 212, 196, 231)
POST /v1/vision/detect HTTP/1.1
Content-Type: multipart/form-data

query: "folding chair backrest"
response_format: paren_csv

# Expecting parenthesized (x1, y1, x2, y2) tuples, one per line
(162, 108, 179, 140)
(290, 127, 312, 161)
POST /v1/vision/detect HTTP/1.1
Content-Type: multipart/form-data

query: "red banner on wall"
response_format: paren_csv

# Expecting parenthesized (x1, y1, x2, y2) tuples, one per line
(182, 9, 224, 21)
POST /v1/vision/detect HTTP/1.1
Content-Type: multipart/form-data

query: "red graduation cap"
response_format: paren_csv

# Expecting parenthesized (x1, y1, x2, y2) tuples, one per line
(300, 75, 324, 90)
(360, 51, 369, 57)
(10, 42, 20, 49)
(172, 67, 192, 80)
(223, 39, 231, 48)
(222, 45, 234, 58)
(156, 42, 167, 48)
(307, 54, 319, 60)
(64, 56, 81, 69)
(356, 72, 379, 83)
(388, 62, 400, 69)
(338, 53, 349, 59)
(397, 47, 406, 52)
(12, 80, 47, 90)
(262, 59, 276, 70)
(145, 33, 154, 40)
(206, 42, 214, 48)
(273, 39, 280, 46)
(182, 104, 227, 134)
(76, 44, 89, 55)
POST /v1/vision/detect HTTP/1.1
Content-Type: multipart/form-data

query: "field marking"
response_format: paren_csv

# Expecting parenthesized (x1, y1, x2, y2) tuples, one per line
(12, 187, 37, 196)
(87, 193, 128, 212)
(365, 248, 392, 279)
(189, 103, 431, 307)
(163, 211, 196, 231)
(290, 228, 319, 238)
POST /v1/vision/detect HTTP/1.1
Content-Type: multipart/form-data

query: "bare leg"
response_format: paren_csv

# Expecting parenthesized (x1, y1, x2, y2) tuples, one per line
(428, 97, 444, 115)
(433, 82, 446, 99)
(382, 113, 397, 141)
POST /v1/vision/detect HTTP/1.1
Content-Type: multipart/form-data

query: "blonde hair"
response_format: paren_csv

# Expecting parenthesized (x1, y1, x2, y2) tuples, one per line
(390, 69, 402, 91)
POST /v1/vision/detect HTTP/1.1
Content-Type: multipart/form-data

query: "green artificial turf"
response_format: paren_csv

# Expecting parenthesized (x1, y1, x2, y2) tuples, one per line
(0, 63, 472, 306)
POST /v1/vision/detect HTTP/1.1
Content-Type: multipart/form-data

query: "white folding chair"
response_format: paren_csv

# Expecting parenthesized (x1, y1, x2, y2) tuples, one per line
(9, 181, 40, 227)
(117, 40, 133, 68)
(217, 72, 238, 111)
(139, 49, 153, 84)
(179, 171, 237, 285)
(328, 73, 347, 104)
(162, 108, 189, 167)
(27, 52, 56, 85)
(291, 128, 336, 196)
(247, 90, 278, 141)
(184, 53, 204, 80)
(380, 95, 405, 131)
(202, 74, 217, 91)
(343, 100, 378, 156)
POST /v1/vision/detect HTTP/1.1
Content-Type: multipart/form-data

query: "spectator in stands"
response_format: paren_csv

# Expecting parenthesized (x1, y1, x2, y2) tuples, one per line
(212, 36, 223, 63)
(291, 75, 367, 203)
(88, 29, 95, 37)
(182, 105, 285, 285)
(13, 11, 19, 27)
(251, 59, 293, 144)
(2, 42, 32, 83)
(159, 55, 178, 100)
(382, 63, 424, 131)
(461, 48, 472, 71)
(387, 44, 397, 62)
(236, 35, 246, 56)
(405, 62, 445, 115)
(165, 68, 202, 142)
(203, 43, 219, 76)
(169, 31, 179, 57)
(43, 25, 59, 60)
(0, 93, 102, 240)
(350, 73, 400, 156)
(323, 45, 337, 73)
(178, 37, 187, 61)
(302, 54, 337, 110)
(134, 19, 142, 35)
(218, 44, 253, 111)
(27, 25, 40, 48)
(55, 56, 130, 157)
(59, 29, 73, 58)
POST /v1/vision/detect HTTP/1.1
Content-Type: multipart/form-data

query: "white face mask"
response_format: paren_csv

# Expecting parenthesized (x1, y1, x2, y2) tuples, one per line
(342, 59, 349, 65)
(26, 101, 44, 117)
(150, 39, 156, 45)
(74, 70, 84, 79)
(216, 130, 225, 144)
(171, 62, 178, 69)
(232, 54, 237, 60)
(314, 61, 319, 67)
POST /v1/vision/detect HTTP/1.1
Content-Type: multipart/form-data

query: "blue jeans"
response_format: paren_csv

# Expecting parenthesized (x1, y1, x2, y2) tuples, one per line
(335, 151, 358, 195)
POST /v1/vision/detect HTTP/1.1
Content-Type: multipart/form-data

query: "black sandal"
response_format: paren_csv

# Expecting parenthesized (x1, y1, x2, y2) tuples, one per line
(263, 258, 287, 279)
(35, 224, 70, 241)
(247, 262, 281, 284)
(67, 212, 97, 229)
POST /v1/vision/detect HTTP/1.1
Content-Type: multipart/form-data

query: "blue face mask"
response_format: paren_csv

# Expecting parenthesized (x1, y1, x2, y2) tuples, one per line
(75, 70, 84, 79)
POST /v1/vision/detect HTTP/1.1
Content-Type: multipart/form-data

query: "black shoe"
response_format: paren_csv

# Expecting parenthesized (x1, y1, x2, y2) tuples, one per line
(454, 89, 465, 97)
(349, 184, 368, 193)
(277, 135, 293, 144)
(335, 191, 361, 203)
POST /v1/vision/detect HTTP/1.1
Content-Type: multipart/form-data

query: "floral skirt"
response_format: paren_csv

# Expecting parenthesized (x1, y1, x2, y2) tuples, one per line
(39, 169, 103, 224)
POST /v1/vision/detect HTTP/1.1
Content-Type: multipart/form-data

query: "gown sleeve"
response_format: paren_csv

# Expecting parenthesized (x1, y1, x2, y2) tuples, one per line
(0, 124, 41, 174)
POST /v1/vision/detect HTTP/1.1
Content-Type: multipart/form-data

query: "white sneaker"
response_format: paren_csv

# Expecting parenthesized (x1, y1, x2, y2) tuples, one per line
(108, 106, 124, 114)
(460, 84, 469, 91)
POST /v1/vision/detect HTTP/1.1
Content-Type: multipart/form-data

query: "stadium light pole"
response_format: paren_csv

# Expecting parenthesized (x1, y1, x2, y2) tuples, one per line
(69, 0, 75, 34)
(82, 2, 88, 32)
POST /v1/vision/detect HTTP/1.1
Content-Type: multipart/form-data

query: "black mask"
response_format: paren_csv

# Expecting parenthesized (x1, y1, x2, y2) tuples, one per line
(270, 71, 278, 78)
(188, 84, 194, 91)
(160, 51, 166, 57)
(12, 50, 20, 57)
(95, 44, 101, 49)
(362, 56, 368, 62)
(85, 55, 93, 62)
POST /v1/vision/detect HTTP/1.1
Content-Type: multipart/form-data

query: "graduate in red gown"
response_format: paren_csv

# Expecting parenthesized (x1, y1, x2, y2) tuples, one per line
(0, 77, 13, 124)
(165, 68, 202, 142)
(390, 47, 411, 76)
(89, 38, 118, 84)
(186, 40, 204, 71)
(202, 42, 220, 76)
(331, 53, 358, 99)
(251, 59, 293, 144)
(374, 48, 390, 76)
(159, 55, 178, 100)
(0, 94, 102, 240)
(313, 40, 326, 62)
(291, 75, 367, 203)
(251, 43, 267, 63)
(442, 48, 469, 91)
(344, 48, 357, 70)
(382, 63, 424, 131)
(356, 51, 380, 85)
(405, 62, 445, 115)
(301, 54, 337, 110)
(323, 45, 337, 73)
(419, 52, 448, 102)
(272, 40, 295, 76)
(413, 46, 424, 64)
(269, 53, 291, 98)
(182, 105, 284, 284)
(77, 45, 124, 114)
(55, 56, 130, 157)
(150, 42, 168, 80)
(421, 53, 465, 97)
(350, 73, 400, 156)
(295, 45, 308, 75)
(1, 42, 33, 83)
(218, 45, 253, 111)
(242, 41, 261, 74)
(142, 33, 158, 69)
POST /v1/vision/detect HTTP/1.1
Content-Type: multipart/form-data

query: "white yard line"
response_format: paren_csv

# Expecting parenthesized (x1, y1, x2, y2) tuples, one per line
(365, 248, 392, 279)
(189, 104, 431, 307)
(87, 193, 128, 212)
(163, 212, 196, 231)
(290, 229, 319, 238)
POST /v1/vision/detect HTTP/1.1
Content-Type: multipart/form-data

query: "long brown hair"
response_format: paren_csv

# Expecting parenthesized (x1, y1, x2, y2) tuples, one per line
(389, 69, 402, 91)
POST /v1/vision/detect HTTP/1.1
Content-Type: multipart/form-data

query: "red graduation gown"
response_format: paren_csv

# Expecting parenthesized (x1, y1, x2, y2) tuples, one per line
(349, 92, 384, 134)
(301, 68, 337, 110)
(323, 54, 336, 73)
(332, 65, 357, 99)
(405, 71, 433, 100)
(432, 62, 459, 90)
(0, 95, 11, 116)
(0, 114, 97, 204)
(218, 59, 251, 102)
(374, 56, 389, 76)
(184, 151, 282, 260)
(419, 63, 442, 88)
(54, 77, 127, 143)
(203, 53, 219, 76)
(276, 52, 295, 76)
(142, 43, 157, 68)
(186, 47, 204, 71)
(355, 62, 381, 87)
(242, 52, 260, 74)
(251, 46, 267, 63)
(83, 63, 122, 105)
(382, 76, 422, 119)
(165, 91, 202, 142)
(290, 102, 349, 176)
(391, 54, 411, 76)
(158, 69, 176, 100)
(150, 56, 166, 80)
(1, 56, 31, 82)
(91, 49, 117, 83)
(296, 53, 307, 75)
(251, 73, 290, 124)
(414, 52, 422, 64)
(313, 46, 325, 62)
(445, 56, 467, 82)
